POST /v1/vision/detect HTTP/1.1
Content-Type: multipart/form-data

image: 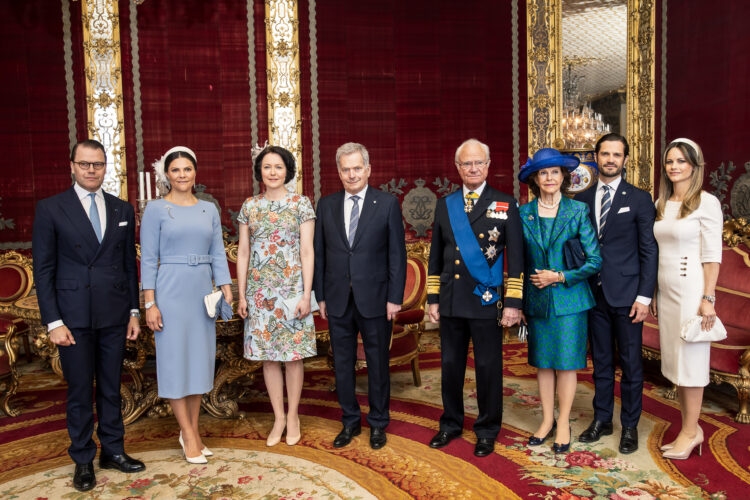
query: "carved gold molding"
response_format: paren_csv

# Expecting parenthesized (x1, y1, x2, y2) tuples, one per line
(626, 0, 656, 193)
(526, 0, 562, 154)
(527, 0, 655, 195)
(80, 0, 128, 200)
(265, 0, 303, 194)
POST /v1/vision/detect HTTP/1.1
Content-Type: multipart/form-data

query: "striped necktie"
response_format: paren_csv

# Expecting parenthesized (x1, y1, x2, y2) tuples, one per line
(599, 185, 611, 238)
(348, 195, 360, 246)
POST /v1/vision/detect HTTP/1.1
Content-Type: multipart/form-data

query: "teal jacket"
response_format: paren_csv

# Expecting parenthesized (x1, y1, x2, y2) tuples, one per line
(519, 196, 602, 318)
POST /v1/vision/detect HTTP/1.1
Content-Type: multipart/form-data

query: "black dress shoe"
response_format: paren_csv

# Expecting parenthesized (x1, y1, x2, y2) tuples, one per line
(99, 453, 146, 473)
(73, 462, 96, 492)
(552, 425, 572, 453)
(619, 426, 639, 454)
(578, 420, 613, 443)
(429, 430, 462, 448)
(370, 427, 387, 449)
(528, 421, 557, 446)
(474, 437, 495, 457)
(333, 424, 362, 448)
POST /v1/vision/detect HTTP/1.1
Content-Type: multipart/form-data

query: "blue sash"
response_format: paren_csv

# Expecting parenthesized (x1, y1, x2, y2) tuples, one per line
(446, 191, 504, 305)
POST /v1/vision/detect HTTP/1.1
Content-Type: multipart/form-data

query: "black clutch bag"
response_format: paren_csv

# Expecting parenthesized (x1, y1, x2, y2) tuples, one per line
(563, 237, 586, 269)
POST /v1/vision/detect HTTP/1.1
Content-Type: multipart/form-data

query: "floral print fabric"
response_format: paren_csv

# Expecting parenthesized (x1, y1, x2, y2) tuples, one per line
(237, 192, 316, 361)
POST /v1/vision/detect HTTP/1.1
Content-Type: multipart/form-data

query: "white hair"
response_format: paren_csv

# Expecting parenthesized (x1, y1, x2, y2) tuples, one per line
(336, 142, 370, 168)
(454, 138, 490, 164)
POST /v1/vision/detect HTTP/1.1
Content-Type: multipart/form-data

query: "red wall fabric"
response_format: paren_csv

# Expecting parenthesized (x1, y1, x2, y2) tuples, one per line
(0, 0, 84, 246)
(664, 1, 750, 214)
(313, 0, 522, 203)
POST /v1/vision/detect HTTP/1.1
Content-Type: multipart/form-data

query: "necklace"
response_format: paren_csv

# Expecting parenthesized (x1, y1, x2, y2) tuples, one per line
(537, 192, 561, 209)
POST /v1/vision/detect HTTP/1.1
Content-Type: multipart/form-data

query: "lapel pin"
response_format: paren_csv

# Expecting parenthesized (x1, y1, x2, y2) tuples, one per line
(622, 191, 626, 195)
(528, 215, 534, 221)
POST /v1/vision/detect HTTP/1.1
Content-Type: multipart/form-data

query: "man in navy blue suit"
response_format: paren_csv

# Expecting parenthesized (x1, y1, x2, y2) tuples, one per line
(575, 133, 658, 454)
(32, 140, 145, 492)
(313, 142, 406, 450)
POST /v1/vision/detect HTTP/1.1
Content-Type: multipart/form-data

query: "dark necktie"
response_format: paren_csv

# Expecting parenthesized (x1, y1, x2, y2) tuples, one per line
(599, 185, 611, 238)
(88, 193, 103, 243)
(348, 195, 360, 246)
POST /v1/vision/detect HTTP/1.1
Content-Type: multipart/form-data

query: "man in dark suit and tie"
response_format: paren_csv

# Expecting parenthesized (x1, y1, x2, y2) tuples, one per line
(575, 133, 658, 454)
(32, 140, 145, 492)
(426, 138, 524, 457)
(313, 142, 407, 450)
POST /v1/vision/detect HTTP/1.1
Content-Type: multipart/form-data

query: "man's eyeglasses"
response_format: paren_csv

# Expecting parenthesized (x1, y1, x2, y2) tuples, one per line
(74, 161, 106, 171)
(457, 160, 488, 170)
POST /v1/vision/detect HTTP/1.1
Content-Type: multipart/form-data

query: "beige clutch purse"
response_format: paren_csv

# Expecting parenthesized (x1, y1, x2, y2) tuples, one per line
(679, 315, 727, 343)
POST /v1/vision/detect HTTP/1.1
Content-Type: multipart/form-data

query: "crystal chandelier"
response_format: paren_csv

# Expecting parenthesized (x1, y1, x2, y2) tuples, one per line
(561, 57, 612, 149)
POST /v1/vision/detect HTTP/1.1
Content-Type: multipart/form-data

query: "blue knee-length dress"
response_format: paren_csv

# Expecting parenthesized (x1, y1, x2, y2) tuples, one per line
(140, 199, 232, 399)
(527, 216, 588, 370)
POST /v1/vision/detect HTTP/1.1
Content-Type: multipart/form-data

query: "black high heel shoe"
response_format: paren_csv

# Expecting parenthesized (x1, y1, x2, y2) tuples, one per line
(552, 426, 572, 453)
(528, 421, 557, 446)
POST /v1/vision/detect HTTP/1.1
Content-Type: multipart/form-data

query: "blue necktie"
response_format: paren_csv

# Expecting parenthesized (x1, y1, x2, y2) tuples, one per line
(88, 193, 103, 243)
(348, 195, 360, 246)
(599, 185, 611, 238)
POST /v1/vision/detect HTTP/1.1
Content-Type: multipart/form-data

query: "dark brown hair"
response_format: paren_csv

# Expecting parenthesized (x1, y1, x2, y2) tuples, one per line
(527, 168, 571, 198)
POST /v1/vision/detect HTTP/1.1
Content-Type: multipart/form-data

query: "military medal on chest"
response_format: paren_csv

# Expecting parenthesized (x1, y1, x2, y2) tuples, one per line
(488, 226, 500, 242)
(482, 289, 494, 302)
(484, 244, 497, 259)
(487, 201, 509, 219)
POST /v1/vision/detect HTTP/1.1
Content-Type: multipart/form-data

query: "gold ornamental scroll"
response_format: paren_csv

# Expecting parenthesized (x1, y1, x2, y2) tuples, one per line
(265, 0, 303, 194)
(80, 0, 128, 200)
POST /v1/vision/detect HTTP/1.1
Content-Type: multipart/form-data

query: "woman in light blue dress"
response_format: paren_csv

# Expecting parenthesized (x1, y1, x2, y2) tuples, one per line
(140, 146, 232, 463)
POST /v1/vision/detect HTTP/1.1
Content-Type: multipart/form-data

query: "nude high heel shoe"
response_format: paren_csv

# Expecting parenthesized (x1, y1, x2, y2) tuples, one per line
(662, 426, 703, 460)
(179, 431, 208, 464)
(286, 417, 301, 446)
(266, 419, 286, 447)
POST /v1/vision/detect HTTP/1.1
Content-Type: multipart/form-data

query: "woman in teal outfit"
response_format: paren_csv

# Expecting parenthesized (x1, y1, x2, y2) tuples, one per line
(518, 148, 602, 453)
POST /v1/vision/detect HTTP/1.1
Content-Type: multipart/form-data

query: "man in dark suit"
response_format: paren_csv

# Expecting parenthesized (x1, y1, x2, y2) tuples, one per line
(575, 133, 658, 454)
(426, 138, 524, 457)
(313, 142, 407, 450)
(32, 140, 145, 492)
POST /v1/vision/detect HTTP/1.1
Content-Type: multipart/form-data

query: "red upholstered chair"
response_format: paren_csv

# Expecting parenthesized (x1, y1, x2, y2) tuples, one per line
(0, 251, 34, 364)
(0, 321, 21, 416)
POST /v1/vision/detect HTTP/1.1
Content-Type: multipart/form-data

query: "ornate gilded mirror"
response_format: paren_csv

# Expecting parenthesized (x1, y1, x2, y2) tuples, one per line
(527, 0, 655, 193)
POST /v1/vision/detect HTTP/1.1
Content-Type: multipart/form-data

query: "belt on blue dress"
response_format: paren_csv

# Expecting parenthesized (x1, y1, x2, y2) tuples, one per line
(160, 254, 212, 266)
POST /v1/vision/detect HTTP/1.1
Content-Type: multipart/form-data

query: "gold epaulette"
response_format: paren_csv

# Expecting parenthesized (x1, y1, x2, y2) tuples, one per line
(427, 275, 440, 295)
(505, 273, 523, 299)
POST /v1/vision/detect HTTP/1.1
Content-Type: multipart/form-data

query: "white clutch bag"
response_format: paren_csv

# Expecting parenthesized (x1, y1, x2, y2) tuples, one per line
(680, 315, 727, 343)
(204, 290, 223, 319)
(282, 291, 319, 320)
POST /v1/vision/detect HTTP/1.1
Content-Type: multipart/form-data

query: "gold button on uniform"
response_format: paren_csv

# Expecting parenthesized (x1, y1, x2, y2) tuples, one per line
(456, 246, 460, 251)
(455, 260, 460, 265)
(454, 274, 460, 279)
(479, 233, 485, 239)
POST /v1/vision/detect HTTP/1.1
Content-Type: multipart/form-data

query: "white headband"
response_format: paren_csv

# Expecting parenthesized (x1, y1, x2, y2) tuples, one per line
(152, 146, 197, 189)
(670, 138, 702, 157)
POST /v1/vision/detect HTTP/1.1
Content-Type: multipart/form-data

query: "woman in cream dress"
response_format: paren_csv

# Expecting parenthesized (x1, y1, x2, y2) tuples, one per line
(650, 138, 722, 460)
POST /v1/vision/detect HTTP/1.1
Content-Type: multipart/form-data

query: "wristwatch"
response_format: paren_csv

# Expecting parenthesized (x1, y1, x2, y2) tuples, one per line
(702, 295, 716, 304)
(144, 301, 155, 309)
(558, 271, 565, 283)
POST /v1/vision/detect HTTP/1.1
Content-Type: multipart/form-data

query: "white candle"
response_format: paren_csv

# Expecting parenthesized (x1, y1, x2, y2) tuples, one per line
(145, 172, 152, 200)
(139, 171, 145, 200)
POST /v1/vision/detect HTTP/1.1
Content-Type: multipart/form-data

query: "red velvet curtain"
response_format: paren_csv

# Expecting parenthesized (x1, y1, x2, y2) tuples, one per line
(664, 1, 750, 215)
(311, 0, 524, 202)
(0, 0, 86, 246)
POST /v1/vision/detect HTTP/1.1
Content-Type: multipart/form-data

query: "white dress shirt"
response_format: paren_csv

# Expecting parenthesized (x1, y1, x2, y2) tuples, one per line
(344, 185, 368, 237)
(594, 176, 650, 306)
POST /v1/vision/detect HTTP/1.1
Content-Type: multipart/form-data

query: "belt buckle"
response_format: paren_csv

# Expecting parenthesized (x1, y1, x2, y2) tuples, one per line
(187, 254, 198, 266)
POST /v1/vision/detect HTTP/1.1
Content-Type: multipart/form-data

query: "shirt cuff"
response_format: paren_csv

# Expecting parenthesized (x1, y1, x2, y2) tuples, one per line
(635, 295, 652, 306)
(130, 309, 140, 314)
(48, 320, 64, 332)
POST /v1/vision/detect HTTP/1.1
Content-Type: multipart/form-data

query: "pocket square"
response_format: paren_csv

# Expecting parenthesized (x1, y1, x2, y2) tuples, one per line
(617, 207, 630, 214)
(118, 221, 128, 226)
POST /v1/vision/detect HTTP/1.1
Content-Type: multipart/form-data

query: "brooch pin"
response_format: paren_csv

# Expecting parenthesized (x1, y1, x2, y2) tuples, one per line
(528, 214, 534, 221)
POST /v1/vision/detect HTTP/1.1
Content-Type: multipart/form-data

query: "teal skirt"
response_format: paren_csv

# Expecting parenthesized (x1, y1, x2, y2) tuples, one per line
(527, 312, 588, 370)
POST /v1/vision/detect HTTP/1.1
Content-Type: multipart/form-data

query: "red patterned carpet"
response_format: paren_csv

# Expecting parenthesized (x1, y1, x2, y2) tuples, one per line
(1, 331, 748, 499)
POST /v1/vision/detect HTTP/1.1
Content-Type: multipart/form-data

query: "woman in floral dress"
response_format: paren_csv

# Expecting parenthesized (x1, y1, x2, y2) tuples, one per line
(236, 146, 316, 447)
